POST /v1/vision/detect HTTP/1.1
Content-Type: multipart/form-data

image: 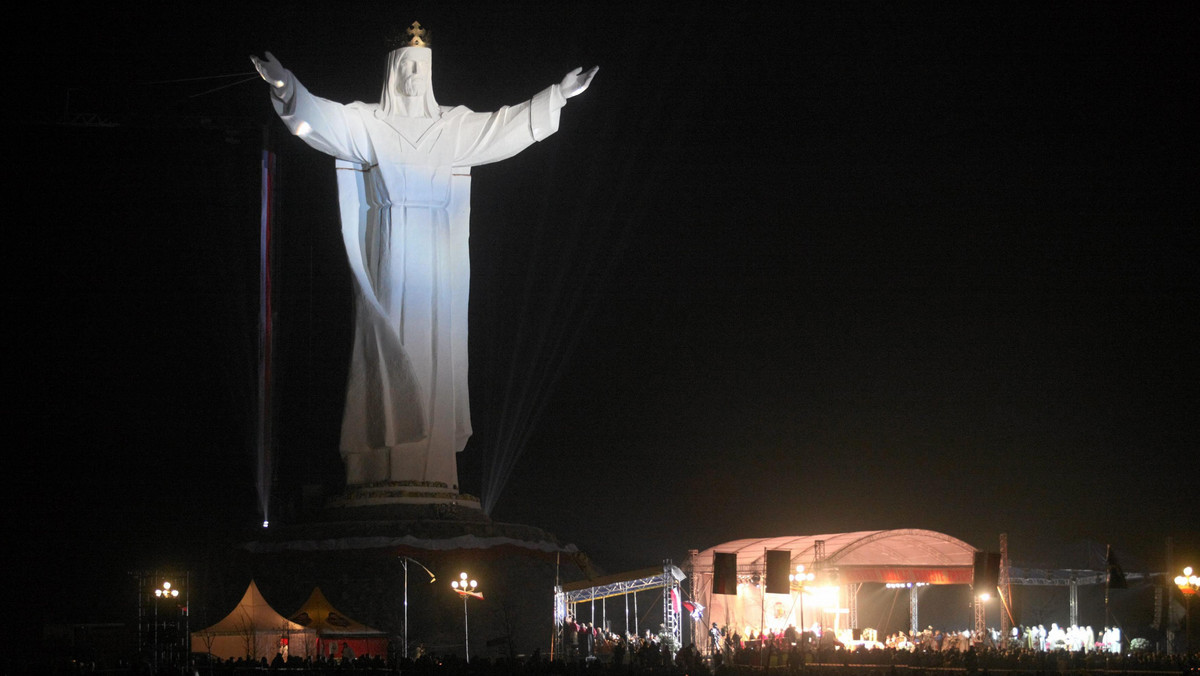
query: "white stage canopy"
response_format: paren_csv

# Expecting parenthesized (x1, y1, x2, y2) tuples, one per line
(692, 529, 978, 635)
(695, 529, 977, 585)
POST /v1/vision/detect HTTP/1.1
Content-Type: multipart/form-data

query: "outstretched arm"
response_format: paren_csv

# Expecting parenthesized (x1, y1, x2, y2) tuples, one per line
(453, 68, 596, 166)
(560, 66, 599, 99)
(250, 51, 294, 100)
(249, 51, 372, 164)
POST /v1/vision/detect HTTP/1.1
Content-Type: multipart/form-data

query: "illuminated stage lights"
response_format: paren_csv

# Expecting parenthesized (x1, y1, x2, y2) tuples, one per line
(886, 582, 928, 589)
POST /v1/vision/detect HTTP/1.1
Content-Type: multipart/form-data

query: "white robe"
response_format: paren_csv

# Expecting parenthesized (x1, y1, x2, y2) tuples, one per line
(272, 69, 565, 489)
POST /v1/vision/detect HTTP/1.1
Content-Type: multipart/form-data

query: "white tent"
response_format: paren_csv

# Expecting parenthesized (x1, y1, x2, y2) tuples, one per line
(191, 580, 317, 661)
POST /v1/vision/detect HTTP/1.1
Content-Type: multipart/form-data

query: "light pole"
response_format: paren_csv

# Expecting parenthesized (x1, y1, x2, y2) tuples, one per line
(1175, 566, 1198, 654)
(400, 556, 436, 660)
(790, 565, 815, 636)
(451, 572, 482, 661)
(153, 581, 179, 671)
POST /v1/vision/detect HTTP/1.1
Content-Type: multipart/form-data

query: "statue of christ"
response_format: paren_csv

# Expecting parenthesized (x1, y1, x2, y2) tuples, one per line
(252, 23, 597, 492)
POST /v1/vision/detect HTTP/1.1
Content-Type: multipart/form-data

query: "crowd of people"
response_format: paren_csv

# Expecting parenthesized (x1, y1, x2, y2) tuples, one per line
(693, 621, 1197, 674)
(560, 615, 683, 667)
(21, 616, 1198, 675)
(195, 649, 389, 672)
(559, 617, 1172, 673)
(878, 624, 1125, 654)
(22, 639, 1200, 676)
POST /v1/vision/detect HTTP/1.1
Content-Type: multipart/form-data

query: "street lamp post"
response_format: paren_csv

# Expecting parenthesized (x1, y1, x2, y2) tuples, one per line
(153, 581, 180, 671)
(451, 572, 482, 661)
(1175, 566, 1198, 654)
(400, 557, 436, 660)
(790, 565, 815, 635)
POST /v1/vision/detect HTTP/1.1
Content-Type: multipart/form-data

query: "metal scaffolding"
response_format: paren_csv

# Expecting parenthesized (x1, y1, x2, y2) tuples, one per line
(134, 570, 189, 672)
(910, 585, 920, 635)
(847, 583, 862, 630)
(999, 533, 1013, 641)
(973, 587, 987, 639)
(1070, 578, 1080, 627)
(554, 561, 685, 659)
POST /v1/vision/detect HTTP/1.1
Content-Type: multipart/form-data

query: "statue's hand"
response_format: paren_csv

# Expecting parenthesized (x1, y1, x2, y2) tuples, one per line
(560, 66, 598, 99)
(250, 51, 287, 89)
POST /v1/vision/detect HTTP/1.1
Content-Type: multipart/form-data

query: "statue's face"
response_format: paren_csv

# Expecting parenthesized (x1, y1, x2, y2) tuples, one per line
(398, 56, 428, 97)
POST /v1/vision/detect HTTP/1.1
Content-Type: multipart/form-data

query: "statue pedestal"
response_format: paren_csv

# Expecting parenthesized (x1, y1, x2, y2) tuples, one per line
(233, 482, 596, 657)
(327, 482, 482, 510)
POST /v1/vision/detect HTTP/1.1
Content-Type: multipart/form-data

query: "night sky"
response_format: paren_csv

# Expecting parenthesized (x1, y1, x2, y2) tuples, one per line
(5, 1, 1197, 636)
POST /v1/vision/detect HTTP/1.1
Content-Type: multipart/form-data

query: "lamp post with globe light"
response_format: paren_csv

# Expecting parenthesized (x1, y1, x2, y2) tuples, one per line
(153, 581, 180, 671)
(451, 572, 482, 661)
(1175, 566, 1198, 654)
(789, 565, 815, 636)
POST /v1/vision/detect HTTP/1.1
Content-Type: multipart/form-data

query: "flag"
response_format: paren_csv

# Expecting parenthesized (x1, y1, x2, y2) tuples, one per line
(1105, 545, 1127, 590)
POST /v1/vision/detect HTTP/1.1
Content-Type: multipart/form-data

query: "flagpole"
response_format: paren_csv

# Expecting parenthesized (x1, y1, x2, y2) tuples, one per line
(1105, 545, 1112, 632)
(1104, 543, 1127, 651)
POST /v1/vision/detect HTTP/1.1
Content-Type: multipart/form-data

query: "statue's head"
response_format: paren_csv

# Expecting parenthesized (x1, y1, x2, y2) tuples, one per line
(395, 48, 430, 97)
(380, 22, 439, 118)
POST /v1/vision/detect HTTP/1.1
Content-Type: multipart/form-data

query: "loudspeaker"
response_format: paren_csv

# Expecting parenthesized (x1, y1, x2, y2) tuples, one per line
(714, 552, 738, 595)
(973, 551, 1000, 591)
(765, 549, 792, 594)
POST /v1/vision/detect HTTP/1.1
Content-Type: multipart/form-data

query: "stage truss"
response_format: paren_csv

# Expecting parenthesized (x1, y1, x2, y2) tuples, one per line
(554, 561, 685, 658)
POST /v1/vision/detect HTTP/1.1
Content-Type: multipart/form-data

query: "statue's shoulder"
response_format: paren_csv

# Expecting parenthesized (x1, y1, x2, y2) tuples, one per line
(439, 105, 474, 120)
(346, 101, 382, 113)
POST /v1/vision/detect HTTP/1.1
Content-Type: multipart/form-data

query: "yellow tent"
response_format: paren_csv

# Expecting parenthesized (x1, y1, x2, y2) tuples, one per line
(290, 587, 389, 658)
(191, 580, 316, 661)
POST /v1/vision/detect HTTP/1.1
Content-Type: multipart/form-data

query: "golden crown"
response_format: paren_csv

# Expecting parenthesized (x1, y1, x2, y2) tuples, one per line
(401, 21, 429, 48)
